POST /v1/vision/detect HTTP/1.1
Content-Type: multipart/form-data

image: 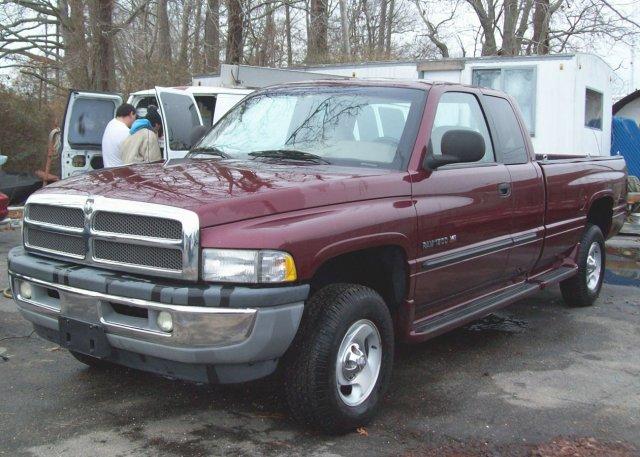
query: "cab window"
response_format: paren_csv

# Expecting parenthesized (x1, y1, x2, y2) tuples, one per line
(484, 95, 528, 164)
(429, 92, 494, 163)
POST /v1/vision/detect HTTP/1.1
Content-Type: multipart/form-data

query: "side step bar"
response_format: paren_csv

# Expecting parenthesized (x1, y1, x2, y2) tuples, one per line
(411, 282, 538, 339)
(411, 265, 578, 340)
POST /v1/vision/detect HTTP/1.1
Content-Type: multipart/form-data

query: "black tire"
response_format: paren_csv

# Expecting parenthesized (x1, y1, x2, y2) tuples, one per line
(283, 283, 394, 434)
(69, 350, 114, 370)
(560, 224, 605, 307)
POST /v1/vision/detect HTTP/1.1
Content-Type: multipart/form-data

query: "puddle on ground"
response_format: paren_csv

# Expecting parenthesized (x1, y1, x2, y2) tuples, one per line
(605, 243, 640, 287)
(464, 313, 527, 334)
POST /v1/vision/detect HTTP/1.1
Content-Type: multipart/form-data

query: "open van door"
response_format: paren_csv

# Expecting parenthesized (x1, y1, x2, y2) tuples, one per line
(155, 87, 203, 159)
(60, 90, 123, 179)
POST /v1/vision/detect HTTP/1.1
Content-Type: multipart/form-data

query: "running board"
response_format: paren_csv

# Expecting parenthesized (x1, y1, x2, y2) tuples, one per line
(411, 282, 539, 339)
(527, 265, 577, 289)
(410, 265, 579, 340)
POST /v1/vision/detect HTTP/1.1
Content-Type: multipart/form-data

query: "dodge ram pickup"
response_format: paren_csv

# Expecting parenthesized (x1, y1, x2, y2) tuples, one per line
(8, 80, 627, 433)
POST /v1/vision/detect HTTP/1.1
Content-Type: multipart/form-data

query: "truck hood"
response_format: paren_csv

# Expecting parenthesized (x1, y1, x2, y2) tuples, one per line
(39, 159, 411, 227)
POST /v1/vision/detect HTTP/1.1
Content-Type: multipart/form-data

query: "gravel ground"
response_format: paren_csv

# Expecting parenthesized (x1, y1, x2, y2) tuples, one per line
(1, 228, 639, 457)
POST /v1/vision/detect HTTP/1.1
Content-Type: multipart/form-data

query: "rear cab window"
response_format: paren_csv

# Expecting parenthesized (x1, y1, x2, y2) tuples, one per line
(483, 95, 529, 164)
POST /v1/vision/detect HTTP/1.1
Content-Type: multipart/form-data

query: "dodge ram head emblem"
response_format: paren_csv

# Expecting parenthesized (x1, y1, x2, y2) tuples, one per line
(422, 235, 457, 249)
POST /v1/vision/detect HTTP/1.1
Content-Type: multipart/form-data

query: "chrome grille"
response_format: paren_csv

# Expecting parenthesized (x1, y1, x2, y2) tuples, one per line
(22, 195, 200, 280)
(94, 239, 182, 271)
(93, 212, 182, 240)
(28, 204, 84, 228)
(25, 226, 85, 257)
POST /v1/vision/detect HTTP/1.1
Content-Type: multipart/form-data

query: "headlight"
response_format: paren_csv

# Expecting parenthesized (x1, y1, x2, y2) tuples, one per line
(201, 249, 297, 283)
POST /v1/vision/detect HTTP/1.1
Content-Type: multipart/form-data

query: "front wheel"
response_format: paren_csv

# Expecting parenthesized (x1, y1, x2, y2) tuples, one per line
(560, 224, 605, 307)
(283, 284, 394, 433)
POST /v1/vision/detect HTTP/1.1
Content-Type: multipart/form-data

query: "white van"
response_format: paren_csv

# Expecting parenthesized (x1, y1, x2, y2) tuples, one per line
(59, 86, 252, 179)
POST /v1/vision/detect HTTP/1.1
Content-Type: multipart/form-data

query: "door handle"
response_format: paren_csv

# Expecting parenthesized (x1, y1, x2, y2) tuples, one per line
(498, 182, 511, 197)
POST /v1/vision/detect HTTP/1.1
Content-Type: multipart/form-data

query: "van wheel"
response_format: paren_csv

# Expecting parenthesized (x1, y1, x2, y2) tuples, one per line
(560, 224, 605, 307)
(69, 350, 113, 370)
(283, 284, 394, 433)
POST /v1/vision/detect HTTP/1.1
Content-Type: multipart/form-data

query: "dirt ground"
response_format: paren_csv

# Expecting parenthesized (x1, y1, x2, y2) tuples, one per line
(1, 228, 639, 457)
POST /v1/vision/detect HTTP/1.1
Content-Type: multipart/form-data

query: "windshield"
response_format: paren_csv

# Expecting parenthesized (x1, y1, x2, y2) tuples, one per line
(195, 86, 426, 169)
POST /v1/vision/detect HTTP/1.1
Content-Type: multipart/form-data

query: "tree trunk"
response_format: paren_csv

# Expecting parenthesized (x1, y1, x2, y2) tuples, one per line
(226, 0, 243, 63)
(193, 0, 203, 73)
(60, 0, 91, 88)
(500, 0, 519, 55)
(258, 6, 276, 66)
(157, 0, 172, 61)
(338, 0, 350, 61)
(532, 0, 550, 54)
(377, 0, 387, 57)
(385, 0, 394, 57)
(204, 0, 220, 70)
(467, 0, 498, 55)
(307, 0, 328, 62)
(285, 0, 293, 66)
(178, 0, 192, 68)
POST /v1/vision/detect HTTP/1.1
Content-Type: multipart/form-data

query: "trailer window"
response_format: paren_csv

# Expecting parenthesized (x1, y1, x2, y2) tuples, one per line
(484, 96, 528, 164)
(585, 89, 603, 130)
(473, 67, 536, 136)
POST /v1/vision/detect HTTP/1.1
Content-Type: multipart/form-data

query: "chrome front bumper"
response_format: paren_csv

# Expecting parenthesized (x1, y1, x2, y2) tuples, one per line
(7, 247, 309, 375)
(10, 272, 257, 348)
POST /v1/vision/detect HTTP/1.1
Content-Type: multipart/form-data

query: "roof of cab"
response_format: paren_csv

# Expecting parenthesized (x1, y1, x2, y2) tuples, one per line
(259, 78, 434, 92)
(130, 86, 253, 97)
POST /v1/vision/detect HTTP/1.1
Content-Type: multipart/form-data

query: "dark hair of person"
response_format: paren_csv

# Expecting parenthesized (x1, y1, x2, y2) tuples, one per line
(145, 105, 162, 128)
(115, 103, 136, 118)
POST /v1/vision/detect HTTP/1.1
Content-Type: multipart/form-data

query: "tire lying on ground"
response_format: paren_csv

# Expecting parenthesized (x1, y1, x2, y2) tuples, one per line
(560, 223, 605, 307)
(283, 283, 394, 433)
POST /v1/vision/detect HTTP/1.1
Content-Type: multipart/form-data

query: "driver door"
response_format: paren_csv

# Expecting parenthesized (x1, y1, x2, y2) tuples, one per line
(412, 90, 513, 320)
(155, 87, 203, 159)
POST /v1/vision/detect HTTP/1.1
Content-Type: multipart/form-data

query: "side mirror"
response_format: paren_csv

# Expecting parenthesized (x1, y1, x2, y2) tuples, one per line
(425, 129, 486, 169)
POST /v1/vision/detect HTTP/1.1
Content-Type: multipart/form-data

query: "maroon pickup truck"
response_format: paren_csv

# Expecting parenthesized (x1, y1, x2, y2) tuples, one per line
(8, 80, 627, 432)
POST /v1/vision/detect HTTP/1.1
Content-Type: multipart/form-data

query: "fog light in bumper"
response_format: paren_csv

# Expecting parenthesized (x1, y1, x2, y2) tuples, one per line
(19, 281, 32, 299)
(157, 311, 173, 333)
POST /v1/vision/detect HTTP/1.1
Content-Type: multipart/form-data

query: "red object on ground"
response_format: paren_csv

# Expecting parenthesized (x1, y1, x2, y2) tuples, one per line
(0, 192, 8, 220)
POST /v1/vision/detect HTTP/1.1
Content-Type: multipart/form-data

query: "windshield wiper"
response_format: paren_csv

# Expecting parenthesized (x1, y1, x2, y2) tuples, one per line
(248, 149, 331, 164)
(187, 146, 230, 159)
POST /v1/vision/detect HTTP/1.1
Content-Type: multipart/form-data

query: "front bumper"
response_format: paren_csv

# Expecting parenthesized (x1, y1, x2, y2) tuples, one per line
(8, 247, 309, 383)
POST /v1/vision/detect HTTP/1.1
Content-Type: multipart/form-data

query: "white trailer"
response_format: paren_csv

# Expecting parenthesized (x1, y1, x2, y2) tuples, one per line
(302, 53, 614, 157)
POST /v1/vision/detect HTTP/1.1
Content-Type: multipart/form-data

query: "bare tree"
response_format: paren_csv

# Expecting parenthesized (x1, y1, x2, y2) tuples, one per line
(308, 0, 328, 62)
(203, 0, 220, 70)
(226, 0, 243, 63)
(156, 0, 172, 61)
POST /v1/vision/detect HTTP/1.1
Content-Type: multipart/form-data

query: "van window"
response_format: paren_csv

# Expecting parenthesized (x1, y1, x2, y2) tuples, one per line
(195, 96, 217, 126)
(157, 92, 201, 150)
(484, 96, 528, 164)
(68, 98, 117, 148)
(430, 92, 495, 163)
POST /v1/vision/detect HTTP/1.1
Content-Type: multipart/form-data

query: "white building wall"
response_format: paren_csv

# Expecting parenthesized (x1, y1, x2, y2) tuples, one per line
(307, 62, 418, 79)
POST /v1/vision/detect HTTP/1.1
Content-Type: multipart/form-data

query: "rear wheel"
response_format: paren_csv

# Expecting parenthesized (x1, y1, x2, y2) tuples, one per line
(283, 284, 394, 433)
(560, 224, 605, 307)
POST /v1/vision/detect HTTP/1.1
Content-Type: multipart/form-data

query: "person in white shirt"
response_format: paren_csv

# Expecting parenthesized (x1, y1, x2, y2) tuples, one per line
(101, 103, 136, 168)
